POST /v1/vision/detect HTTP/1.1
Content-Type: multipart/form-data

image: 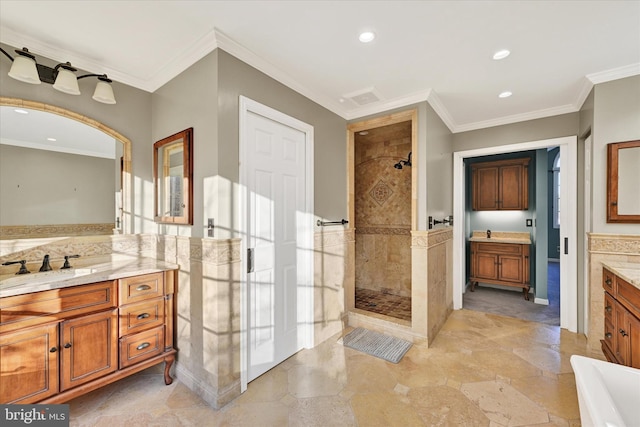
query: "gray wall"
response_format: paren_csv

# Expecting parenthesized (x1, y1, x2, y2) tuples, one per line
(591, 75, 640, 234)
(151, 51, 219, 238)
(0, 42, 152, 234)
(425, 102, 454, 224)
(217, 50, 347, 237)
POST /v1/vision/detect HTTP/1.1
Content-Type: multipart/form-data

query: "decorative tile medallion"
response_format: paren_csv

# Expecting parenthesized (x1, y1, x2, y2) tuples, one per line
(369, 180, 393, 206)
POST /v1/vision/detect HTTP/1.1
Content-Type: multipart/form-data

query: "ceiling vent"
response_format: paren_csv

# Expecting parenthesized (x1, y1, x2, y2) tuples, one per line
(342, 87, 383, 106)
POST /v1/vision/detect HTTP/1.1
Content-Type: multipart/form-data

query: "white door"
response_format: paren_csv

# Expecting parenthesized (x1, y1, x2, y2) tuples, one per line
(245, 109, 309, 382)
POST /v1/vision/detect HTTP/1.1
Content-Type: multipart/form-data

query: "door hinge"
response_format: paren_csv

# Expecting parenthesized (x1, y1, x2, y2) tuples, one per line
(247, 248, 254, 273)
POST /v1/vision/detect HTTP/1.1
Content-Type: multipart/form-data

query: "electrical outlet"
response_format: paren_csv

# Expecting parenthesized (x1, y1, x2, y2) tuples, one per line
(526, 219, 533, 227)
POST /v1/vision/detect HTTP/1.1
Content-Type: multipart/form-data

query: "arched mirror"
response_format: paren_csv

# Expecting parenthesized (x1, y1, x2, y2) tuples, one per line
(0, 97, 132, 239)
(607, 140, 640, 223)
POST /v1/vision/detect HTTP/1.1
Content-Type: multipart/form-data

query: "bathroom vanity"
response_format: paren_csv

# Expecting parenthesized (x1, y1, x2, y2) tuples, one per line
(468, 231, 531, 300)
(0, 257, 177, 404)
(601, 262, 640, 369)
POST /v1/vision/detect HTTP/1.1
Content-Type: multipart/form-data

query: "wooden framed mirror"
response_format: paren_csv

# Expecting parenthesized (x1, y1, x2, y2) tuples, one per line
(607, 139, 640, 223)
(154, 128, 193, 225)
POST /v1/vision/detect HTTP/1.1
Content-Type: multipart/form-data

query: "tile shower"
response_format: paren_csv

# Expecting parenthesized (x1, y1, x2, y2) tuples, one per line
(354, 121, 412, 320)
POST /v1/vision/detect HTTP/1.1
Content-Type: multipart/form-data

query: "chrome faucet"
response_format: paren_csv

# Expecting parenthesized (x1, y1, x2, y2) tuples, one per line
(39, 254, 52, 272)
(2, 260, 30, 275)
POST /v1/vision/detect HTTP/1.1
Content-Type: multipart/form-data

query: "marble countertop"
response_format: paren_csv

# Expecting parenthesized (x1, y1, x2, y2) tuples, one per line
(0, 254, 178, 298)
(602, 261, 640, 289)
(468, 230, 531, 245)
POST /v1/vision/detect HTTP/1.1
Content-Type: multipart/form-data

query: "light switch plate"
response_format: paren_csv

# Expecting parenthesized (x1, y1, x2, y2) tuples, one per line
(526, 219, 533, 227)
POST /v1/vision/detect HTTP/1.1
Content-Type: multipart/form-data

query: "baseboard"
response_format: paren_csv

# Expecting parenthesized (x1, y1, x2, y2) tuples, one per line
(534, 297, 550, 305)
(174, 362, 240, 409)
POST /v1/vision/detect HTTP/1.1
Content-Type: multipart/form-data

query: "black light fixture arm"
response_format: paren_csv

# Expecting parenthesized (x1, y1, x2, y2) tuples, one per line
(0, 46, 112, 85)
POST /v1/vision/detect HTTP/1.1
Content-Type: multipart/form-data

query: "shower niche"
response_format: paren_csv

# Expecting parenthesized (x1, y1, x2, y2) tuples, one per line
(353, 120, 412, 321)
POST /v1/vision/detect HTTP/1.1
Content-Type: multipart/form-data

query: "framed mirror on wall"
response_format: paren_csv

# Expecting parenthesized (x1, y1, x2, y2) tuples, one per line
(607, 139, 640, 223)
(154, 127, 193, 225)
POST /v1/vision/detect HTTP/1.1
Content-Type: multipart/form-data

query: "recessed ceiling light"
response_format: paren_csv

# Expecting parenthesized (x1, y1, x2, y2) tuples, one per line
(493, 49, 511, 60)
(47, 137, 57, 142)
(498, 91, 513, 98)
(13, 109, 29, 114)
(359, 31, 376, 43)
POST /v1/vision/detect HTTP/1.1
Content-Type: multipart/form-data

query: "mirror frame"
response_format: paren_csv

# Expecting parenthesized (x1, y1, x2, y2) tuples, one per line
(153, 127, 193, 225)
(607, 139, 640, 223)
(0, 96, 133, 235)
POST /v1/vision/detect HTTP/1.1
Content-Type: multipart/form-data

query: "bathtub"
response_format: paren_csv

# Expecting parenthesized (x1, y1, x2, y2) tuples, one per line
(570, 355, 640, 427)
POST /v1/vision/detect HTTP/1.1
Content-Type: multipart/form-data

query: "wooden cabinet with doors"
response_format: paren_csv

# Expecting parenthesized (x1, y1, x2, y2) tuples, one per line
(469, 241, 531, 300)
(472, 158, 530, 210)
(601, 266, 640, 368)
(0, 269, 177, 404)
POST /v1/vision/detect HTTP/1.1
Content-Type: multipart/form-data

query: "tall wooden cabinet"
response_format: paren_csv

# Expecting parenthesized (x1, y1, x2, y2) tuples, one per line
(601, 267, 640, 368)
(472, 158, 530, 211)
(0, 270, 176, 404)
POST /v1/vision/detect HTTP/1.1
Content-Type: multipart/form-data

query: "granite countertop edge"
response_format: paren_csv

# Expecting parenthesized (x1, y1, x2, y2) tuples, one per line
(0, 255, 178, 298)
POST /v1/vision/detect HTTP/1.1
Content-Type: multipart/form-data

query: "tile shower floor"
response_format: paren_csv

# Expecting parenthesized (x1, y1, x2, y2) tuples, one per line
(68, 309, 599, 426)
(355, 288, 412, 321)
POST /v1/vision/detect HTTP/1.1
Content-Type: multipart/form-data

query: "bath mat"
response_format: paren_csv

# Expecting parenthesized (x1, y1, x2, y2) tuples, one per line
(341, 327, 412, 363)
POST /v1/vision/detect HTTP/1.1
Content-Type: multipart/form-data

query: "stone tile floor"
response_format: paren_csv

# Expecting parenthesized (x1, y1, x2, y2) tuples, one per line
(68, 309, 600, 426)
(355, 288, 411, 321)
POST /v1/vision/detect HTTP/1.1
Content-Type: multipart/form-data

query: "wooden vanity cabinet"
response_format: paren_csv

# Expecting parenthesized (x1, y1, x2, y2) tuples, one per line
(601, 267, 640, 368)
(469, 241, 531, 300)
(0, 270, 177, 404)
(472, 158, 530, 211)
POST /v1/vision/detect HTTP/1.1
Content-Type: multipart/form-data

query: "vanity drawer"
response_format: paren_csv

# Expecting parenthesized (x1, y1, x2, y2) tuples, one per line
(474, 242, 522, 255)
(1, 281, 116, 333)
(604, 292, 615, 324)
(119, 297, 165, 337)
(603, 268, 616, 294)
(119, 273, 164, 305)
(119, 325, 164, 368)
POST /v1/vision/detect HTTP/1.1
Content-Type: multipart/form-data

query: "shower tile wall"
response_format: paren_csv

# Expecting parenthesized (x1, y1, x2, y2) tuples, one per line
(355, 122, 412, 297)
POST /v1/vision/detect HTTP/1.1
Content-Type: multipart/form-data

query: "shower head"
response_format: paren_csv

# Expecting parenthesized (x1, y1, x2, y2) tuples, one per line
(394, 152, 412, 170)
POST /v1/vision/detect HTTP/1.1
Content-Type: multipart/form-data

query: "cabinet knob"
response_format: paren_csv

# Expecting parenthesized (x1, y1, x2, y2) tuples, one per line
(606, 278, 612, 285)
(137, 312, 150, 320)
(620, 329, 628, 337)
(64, 343, 72, 348)
(136, 342, 151, 351)
(49, 347, 58, 353)
(605, 332, 612, 339)
(605, 306, 612, 313)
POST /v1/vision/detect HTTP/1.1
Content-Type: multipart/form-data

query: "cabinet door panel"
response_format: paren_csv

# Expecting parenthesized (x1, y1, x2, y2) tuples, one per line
(473, 167, 499, 210)
(627, 312, 640, 369)
(499, 164, 524, 209)
(60, 309, 117, 391)
(0, 323, 59, 403)
(476, 253, 499, 280)
(614, 302, 629, 366)
(498, 255, 523, 283)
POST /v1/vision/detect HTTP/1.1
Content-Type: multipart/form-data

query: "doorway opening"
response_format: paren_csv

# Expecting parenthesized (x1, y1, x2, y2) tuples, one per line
(347, 110, 417, 323)
(461, 148, 561, 326)
(453, 136, 578, 333)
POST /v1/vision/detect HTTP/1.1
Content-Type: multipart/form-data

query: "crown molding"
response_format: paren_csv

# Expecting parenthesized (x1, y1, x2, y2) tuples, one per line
(587, 63, 640, 84)
(213, 28, 347, 118)
(573, 76, 594, 111)
(453, 104, 578, 133)
(425, 90, 456, 133)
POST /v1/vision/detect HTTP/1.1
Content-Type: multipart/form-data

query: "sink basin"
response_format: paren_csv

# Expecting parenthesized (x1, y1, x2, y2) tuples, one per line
(0, 268, 98, 288)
